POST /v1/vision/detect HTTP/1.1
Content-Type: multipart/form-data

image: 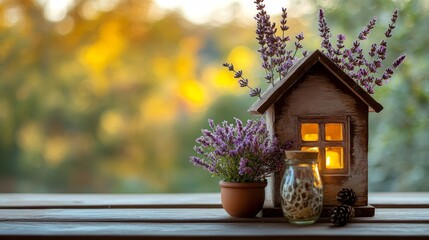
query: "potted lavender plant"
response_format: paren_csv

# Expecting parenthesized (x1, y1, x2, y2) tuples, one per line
(190, 118, 286, 217)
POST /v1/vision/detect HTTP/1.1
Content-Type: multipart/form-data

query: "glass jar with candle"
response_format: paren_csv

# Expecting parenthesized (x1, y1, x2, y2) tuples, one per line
(280, 150, 323, 224)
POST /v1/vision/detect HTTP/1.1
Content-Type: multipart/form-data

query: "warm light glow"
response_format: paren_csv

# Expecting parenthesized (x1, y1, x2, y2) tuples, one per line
(178, 79, 209, 112)
(304, 134, 318, 140)
(301, 123, 319, 141)
(325, 123, 343, 141)
(79, 21, 125, 95)
(326, 147, 343, 169)
(139, 93, 178, 126)
(301, 147, 319, 152)
(227, 46, 256, 71)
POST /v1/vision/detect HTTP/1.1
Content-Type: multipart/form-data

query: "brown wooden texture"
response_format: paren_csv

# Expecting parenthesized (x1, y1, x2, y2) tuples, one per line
(248, 50, 384, 213)
(1, 193, 428, 209)
(0, 222, 428, 240)
(0, 193, 428, 239)
(0, 208, 428, 223)
(0, 193, 222, 209)
(263, 205, 375, 218)
(263, 106, 277, 209)
(272, 63, 370, 208)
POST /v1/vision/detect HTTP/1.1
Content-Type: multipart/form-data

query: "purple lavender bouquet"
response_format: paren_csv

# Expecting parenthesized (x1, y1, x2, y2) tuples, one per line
(223, 0, 405, 96)
(190, 118, 286, 183)
(318, 9, 406, 94)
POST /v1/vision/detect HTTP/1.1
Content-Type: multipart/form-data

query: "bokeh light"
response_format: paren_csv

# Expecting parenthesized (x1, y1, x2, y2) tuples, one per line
(0, 0, 428, 193)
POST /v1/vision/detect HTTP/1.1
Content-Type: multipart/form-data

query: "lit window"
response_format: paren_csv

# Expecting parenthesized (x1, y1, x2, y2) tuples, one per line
(301, 146, 319, 152)
(325, 147, 343, 169)
(299, 118, 348, 174)
(325, 123, 343, 141)
(301, 123, 319, 141)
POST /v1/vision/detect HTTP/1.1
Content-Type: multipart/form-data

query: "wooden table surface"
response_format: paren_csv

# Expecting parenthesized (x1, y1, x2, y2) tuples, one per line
(0, 193, 428, 239)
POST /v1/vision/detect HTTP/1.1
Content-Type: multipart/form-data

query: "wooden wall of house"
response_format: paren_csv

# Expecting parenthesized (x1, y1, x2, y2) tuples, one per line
(271, 62, 369, 207)
(263, 106, 277, 209)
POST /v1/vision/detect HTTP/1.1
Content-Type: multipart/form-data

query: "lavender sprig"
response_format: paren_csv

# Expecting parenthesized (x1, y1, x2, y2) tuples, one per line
(222, 63, 262, 99)
(318, 9, 406, 94)
(318, 9, 334, 58)
(385, 10, 398, 38)
(190, 118, 287, 183)
(222, 0, 308, 99)
(358, 17, 377, 41)
(255, 1, 306, 81)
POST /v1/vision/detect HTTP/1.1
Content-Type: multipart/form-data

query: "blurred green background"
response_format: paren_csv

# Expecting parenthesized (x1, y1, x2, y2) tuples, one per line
(0, 0, 427, 193)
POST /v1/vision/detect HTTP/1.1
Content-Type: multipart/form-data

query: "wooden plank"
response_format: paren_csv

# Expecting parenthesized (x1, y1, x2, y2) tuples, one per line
(1, 208, 429, 224)
(369, 193, 429, 208)
(0, 193, 428, 209)
(0, 208, 252, 223)
(0, 194, 427, 240)
(0, 222, 428, 240)
(0, 194, 222, 209)
(361, 208, 429, 223)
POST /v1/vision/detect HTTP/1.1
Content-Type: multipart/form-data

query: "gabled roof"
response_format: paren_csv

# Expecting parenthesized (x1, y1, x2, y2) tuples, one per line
(248, 49, 383, 115)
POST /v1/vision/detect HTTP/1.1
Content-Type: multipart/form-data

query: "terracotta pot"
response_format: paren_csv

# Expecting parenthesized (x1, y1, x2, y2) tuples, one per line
(219, 180, 267, 218)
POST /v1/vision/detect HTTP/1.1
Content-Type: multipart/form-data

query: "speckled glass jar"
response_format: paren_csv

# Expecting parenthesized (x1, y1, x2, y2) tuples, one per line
(280, 151, 323, 224)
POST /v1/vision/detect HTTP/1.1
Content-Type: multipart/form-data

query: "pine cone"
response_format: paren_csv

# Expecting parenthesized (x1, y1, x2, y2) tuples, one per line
(330, 204, 355, 226)
(336, 188, 357, 205)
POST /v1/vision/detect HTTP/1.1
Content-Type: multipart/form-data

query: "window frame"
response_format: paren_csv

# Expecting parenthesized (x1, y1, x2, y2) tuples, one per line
(298, 116, 350, 176)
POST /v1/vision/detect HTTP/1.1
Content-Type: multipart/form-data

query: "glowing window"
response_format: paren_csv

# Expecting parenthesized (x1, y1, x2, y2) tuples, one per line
(301, 123, 319, 141)
(325, 147, 344, 169)
(325, 123, 343, 141)
(299, 117, 349, 175)
(301, 146, 319, 153)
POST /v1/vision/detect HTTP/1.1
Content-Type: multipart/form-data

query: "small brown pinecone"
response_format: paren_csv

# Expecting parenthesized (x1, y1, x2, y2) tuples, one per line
(330, 204, 355, 226)
(336, 188, 357, 206)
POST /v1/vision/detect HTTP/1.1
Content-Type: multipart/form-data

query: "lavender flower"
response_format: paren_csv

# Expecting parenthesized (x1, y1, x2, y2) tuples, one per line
(393, 54, 406, 68)
(302, 50, 309, 57)
(238, 79, 249, 87)
(190, 156, 215, 174)
(280, 8, 289, 31)
(385, 10, 398, 38)
(222, 63, 261, 99)
(293, 32, 305, 60)
(318, 9, 406, 94)
(223, 0, 307, 97)
(369, 43, 377, 57)
(249, 88, 262, 98)
(238, 158, 253, 176)
(190, 118, 287, 183)
(337, 34, 345, 49)
(318, 9, 333, 58)
(224, 4, 405, 97)
(234, 70, 243, 79)
(358, 17, 377, 40)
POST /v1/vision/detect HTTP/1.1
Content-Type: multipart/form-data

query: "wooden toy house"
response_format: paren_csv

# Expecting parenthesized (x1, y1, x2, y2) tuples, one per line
(249, 50, 383, 217)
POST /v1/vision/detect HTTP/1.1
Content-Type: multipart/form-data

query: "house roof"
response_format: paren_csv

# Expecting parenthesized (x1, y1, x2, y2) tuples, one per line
(248, 49, 384, 115)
